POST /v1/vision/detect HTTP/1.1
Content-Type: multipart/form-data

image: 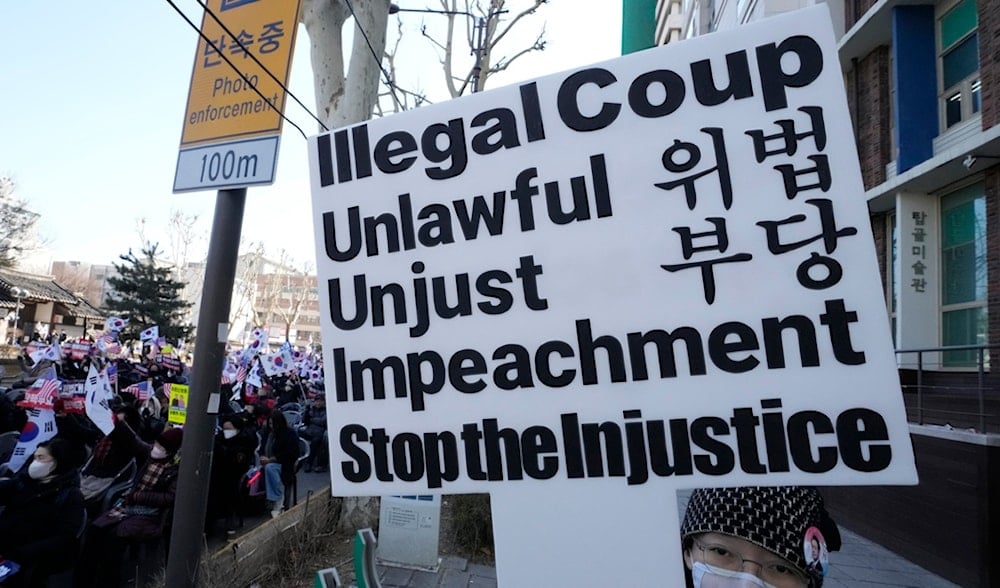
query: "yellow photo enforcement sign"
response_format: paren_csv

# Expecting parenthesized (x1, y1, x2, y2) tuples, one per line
(174, 0, 302, 192)
(181, 0, 300, 146)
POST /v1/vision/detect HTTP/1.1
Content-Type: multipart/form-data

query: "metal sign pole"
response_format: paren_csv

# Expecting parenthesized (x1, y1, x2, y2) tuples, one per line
(165, 187, 247, 586)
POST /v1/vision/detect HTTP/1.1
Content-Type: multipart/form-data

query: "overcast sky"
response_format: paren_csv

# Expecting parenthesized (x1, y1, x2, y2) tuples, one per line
(2, 1, 623, 271)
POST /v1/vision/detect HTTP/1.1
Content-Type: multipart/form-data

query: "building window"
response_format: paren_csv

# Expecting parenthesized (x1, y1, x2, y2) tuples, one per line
(938, 0, 980, 129)
(940, 182, 987, 367)
(736, 0, 756, 24)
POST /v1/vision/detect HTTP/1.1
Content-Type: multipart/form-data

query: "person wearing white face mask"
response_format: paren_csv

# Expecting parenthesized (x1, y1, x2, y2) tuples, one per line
(206, 414, 257, 536)
(680, 487, 841, 588)
(0, 438, 86, 587)
(76, 423, 183, 588)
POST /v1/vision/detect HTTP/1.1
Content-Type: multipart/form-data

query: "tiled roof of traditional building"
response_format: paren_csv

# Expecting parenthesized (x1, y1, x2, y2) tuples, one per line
(0, 268, 104, 319)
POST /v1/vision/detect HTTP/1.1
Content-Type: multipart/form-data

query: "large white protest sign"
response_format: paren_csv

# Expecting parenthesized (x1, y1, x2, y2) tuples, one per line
(309, 6, 916, 585)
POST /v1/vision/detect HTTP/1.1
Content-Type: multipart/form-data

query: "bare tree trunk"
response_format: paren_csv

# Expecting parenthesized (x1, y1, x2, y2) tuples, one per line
(302, 0, 391, 130)
(302, 0, 392, 531)
(379, 0, 548, 109)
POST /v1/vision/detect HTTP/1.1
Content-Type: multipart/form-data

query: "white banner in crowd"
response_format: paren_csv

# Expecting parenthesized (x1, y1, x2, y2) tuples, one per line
(5, 409, 58, 473)
(84, 363, 115, 435)
(309, 7, 916, 586)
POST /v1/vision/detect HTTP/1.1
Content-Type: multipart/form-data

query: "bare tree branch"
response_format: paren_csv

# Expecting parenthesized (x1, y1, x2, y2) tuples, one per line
(166, 209, 201, 271)
(382, 0, 546, 104)
(0, 177, 42, 268)
(490, 0, 546, 47)
(420, 22, 450, 52)
(490, 26, 546, 73)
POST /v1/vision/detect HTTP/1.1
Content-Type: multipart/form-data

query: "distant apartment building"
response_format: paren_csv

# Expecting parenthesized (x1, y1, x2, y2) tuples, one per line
(223, 253, 321, 349)
(49, 260, 117, 309)
(46, 255, 321, 350)
(255, 270, 321, 348)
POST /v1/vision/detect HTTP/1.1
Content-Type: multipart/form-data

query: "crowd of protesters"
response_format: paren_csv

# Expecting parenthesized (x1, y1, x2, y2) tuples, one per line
(0, 321, 325, 587)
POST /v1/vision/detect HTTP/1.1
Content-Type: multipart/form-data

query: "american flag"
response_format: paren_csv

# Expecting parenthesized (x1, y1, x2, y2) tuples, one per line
(221, 362, 239, 385)
(124, 380, 151, 401)
(17, 378, 60, 410)
(97, 333, 122, 356)
(106, 363, 118, 386)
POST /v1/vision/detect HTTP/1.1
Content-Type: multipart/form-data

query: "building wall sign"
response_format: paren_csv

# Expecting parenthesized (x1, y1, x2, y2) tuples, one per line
(910, 210, 929, 292)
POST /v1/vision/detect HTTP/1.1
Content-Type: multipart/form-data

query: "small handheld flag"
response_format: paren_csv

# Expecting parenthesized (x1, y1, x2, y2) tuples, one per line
(104, 316, 128, 333)
(139, 326, 159, 342)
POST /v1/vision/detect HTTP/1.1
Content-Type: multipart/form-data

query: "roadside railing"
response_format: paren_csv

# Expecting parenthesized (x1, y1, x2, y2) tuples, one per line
(895, 344, 998, 434)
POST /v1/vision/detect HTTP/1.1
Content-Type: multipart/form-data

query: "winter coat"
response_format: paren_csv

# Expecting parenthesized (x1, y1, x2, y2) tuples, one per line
(302, 404, 327, 432)
(0, 469, 85, 574)
(90, 422, 179, 539)
(208, 428, 257, 513)
(263, 426, 299, 485)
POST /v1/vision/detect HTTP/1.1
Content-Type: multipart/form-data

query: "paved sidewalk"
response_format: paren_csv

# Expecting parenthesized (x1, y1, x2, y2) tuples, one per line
(362, 489, 960, 587)
(376, 556, 497, 588)
(367, 526, 958, 588)
(675, 489, 958, 588)
(220, 479, 956, 588)
(822, 527, 958, 588)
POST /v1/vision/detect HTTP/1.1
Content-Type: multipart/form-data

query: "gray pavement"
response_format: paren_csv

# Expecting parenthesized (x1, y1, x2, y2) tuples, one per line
(376, 557, 497, 588)
(363, 488, 960, 588)
(823, 527, 958, 588)
(369, 527, 959, 588)
(216, 475, 959, 587)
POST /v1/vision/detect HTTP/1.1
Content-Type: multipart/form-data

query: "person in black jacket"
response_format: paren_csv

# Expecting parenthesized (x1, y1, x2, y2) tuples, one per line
(75, 424, 183, 588)
(0, 438, 86, 587)
(78, 403, 143, 516)
(300, 394, 328, 473)
(0, 392, 26, 436)
(207, 413, 257, 535)
(260, 411, 298, 517)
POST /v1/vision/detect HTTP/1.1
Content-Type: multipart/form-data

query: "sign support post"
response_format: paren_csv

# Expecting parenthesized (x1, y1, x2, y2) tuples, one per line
(307, 7, 917, 585)
(165, 188, 246, 585)
(166, 0, 299, 579)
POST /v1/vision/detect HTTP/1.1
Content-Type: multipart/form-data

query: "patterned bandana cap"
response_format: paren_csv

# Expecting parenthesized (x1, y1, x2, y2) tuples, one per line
(680, 486, 836, 587)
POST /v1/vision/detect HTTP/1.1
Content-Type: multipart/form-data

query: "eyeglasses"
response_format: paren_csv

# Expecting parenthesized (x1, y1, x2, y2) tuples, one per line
(692, 540, 808, 588)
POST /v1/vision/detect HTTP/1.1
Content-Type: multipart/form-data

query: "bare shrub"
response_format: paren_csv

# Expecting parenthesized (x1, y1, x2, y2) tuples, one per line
(446, 494, 494, 559)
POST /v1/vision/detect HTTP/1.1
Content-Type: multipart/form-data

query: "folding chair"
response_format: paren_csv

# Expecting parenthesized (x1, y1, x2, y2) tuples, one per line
(283, 437, 310, 510)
